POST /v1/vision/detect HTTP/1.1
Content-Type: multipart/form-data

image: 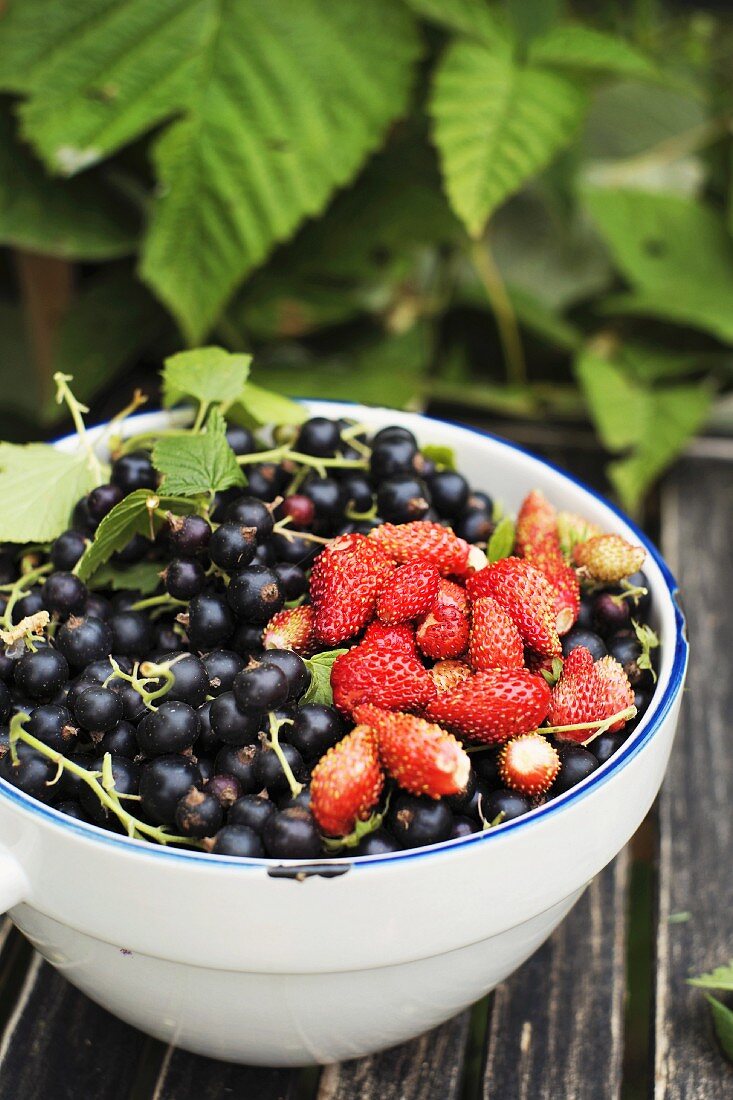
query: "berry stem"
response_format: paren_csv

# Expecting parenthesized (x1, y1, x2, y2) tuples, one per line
(266, 713, 303, 799)
(540, 705, 636, 737)
(0, 562, 54, 629)
(236, 447, 367, 475)
(130, 594, 186, 614)
(8, 714, 195, 846)
(271, 517, 331, 545)
(53, 372, 105, 485)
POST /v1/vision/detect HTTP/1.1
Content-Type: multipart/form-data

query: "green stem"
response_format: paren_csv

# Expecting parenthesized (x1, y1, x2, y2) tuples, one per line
(130, 594, 185, 614)
(0, 562, 53, 629)
(469, 238, 527, 387)
(466, 706, 637, 753)
(53, 372, 104, 484)
(267, 714, 303, 799)
(191, 401, 209, 434)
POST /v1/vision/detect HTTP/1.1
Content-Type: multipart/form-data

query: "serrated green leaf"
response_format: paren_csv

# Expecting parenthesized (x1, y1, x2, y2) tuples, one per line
(529, 25, 657, 78)
(89, 559, 164, 595)
(574, 349, 649, 451)
(162, 347, 252, 409)
(0, 444, 102, 543)
(403, 0, 509, 45)
(0, 104, 138, 260)
(488, 515, 515, 561)
(584, 188, 733, 343)
(689, 961, 733, 992)
(302, 649, 349, 706)
(421, 444, 457, 470)
(153, 409, 244, 497)
(228, 383, 307, 430)
(430, 41, 586, 236)
(76, 488, 198, 582)
(707, 997, 733, 1063)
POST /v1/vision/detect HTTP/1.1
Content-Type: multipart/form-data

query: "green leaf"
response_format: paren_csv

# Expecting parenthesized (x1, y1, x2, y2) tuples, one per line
(582, 80, 707, 161)
(228, 383, 307, 430)
(488, 515, 515, 561)
(162, 347, 252, 409)
(707, 997, 733, 1063)
(76, 488, 198, 583)
(583, 188, 733, 343)
(152, 410, 244, 497)
(421, 444, 456, 470)
(632, 620, 660, 681)
(302, 649, 349, 706)
(403, 0, 509, 44)
(0, 444, 101, 543)
(529, 25, 657, 78)
(689, 961, 733, 992)
(508, 287, 582, 351)
(504, 0, 561, 46)
(430, 40, 587, 236)
(89, 559, 164, 595)
(0, 104, 138, 260)
(574, 348, 649, 451)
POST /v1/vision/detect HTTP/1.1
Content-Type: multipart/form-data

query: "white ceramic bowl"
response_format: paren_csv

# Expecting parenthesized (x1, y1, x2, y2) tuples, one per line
(0, 404, 687, 1066)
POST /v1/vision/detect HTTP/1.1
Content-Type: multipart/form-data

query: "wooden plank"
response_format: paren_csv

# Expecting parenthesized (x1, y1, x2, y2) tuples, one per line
(655, 459, 733, 1098)
(317, 1011, 471, 1100)
(151, 1045, 301, 1100)
(0, 954, 151, 1100)
(482, 849, 630, 1100)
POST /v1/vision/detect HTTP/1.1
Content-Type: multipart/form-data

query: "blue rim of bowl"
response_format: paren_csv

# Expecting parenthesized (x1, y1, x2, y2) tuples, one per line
(0, 405, 688, 870)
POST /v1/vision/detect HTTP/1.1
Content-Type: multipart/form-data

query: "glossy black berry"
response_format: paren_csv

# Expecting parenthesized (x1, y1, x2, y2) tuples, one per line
(187, 593, 234, 649)
(455, 509, 493, 544)
(288, 704, 343, 760)
(340, 473, 373, 514)
(224, 496, 275, 540)
(206, 773, 242, 807)
(446, 767, 478, 812)
(215, 744, 260, 793)
(72, 685, 123, 733)
(225, 424, 256, 456)
(264, 650, 312, 700)
(387, 794, 452, 849)
(592, 592, 630, 635)
(113, 532, 150, 565)
(0, 741, 57, 801)
(277, 786, 312, 812)
(634, 684, 653, 717)
(111, 451, 157, 493)
(428, 471, 470, 519)
(209, 692, 261, 746)
(175, 787, 224, 838)
(376, 476, 431, 523)
(53, 800, 91, 823)
(231, 621, 267, 657)
(137, 700, 200, 756)
(109, 680, 147, 723)
(13, 587, 44, 622)
(273, 563, 308, 601)
(202, 649, 245, 697)
(473, 753, 501, 789)
(227, 566, 284, 623)
(449, 816, 479, 840)
(233, 664, 289, 712)
(99, 720, 138, 759)
(157, 653, 208, 708)
(84, 593, 112, 621)
(109, 611, 153, 658)
(56, 616, 113, 671)
(228, 793, 276, 833)
(168, 514, 211, 557)
(251, 542, 277, 566)
(370, 436, 419, 480)
(482, 788, 531, 823)
(552, 743, 599, 793)
(154, 623, 183, 652)
(607, 630, 653, 687)
(80, 755, 140, 827)
(262, 806, 322, 858)
(373, 425, 417, 447)
(50, 530, 87, 572)
(562, 626, 607, 662)
(72, 496, 97, 534)
(302, 478, 347, 529)
(296, 417, 341, 458)
(139, 755, 202, 825)
(164, 558, 205, 600)
(589, 730, 628, 765)
(254, 742, 305, 795)
(212, 823, 265, 857)
(209, 523, 258, 571)
(242, 463, 286, 503)
(14, 647, 69, 700)
(354, 829, 401, 856)
(86, 483, 124, 522)
(270, 532, 319, 567)
(27, 704, 77, 752)
(197, 756, 216, 785)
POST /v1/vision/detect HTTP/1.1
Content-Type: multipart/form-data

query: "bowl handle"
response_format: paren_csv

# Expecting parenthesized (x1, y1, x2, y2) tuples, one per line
(0, 852, 27, 913)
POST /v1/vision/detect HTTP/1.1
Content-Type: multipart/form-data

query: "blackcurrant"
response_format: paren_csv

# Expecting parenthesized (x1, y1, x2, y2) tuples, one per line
(228, 793, 276, 833)
(455, 509, 493, 544)
(446, 767, 478, 812)
(84, 593, 112, 621)
(13, 587, 44, 622)
(187, 593, 234, 649)
(230, 621, 266, 657)
(607, 630, 653, 687)
(387, 794, 452, 848)
(427, 471, 469, 518)
(242, 463, 286, 503)
(589, 730, 628, 765)
(157, 653, 209, 708)
(270, 532, 319, 566)
(373, 425, 417, 447)
(72, 685, 124, 733)
(14, 647, 69, 700)
(212, 823, 265, 857)
(139, 755, 202, 825)
(449, 816, 479, 840)
(279, 495, 315, 529)
(27, 704, 78, 752)
(227, 566, 284, 623)
(211, 524, 258, 573)
(552, 743, 599, 793)
(562, 626, 607, 662)
(164, 558, 205, 600)
(340, 473, 373, 514)
(251, 542, 277, 566)
(376, 476, 431, 523)
(224, 497, 274, 540)
(175, 787, 224, 838)
(370, 436, 419, 480)
(53, 800, 92, 823)
(592, 592, 630, 635)
(109, 611, 153, 658)
(273, 563, 308, 601)
(137, 700, 200, 756)
(302, 478, 347, 530)
(80, 754, 140, 827)
(168, 514, 211, 557)
(57, 616, 113, 671)
(482, 788, 531, 823)
(50, 530, 87, 572)
(225, 424, 255, 456)
(209, 692, 261, 746)
(355, 829, 401, 856)
(296, 417, 341, 458)
(214, 744, 260, 793)
(99, 720, 138, 759)
(206, 773, 242, 807)
(202, 649, 245, 696)
(87, 483, 124, 522)
(262, 807, 322, 858)
(111, 451, 157, 493)
(113, 533, 151, 565)
(0, 741, 57, 801)
(253, 742, 305, 795)
(289, 704, 343, 760)
(233, 664, 289, 711)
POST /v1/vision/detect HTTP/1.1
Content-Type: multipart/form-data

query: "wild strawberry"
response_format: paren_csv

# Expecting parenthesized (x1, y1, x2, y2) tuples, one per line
(595, 655, 635, 731)
(548, 646, 606, 738)
(416, 578, 470, 659)
(427, 669, 551, 745)
(369, 521, 471, 576)
(310, 725, 384, 836)
(355, 704, 470, 798)
(310, 533, 393, 644)
(331, 639, 436, 717)
(429, 659, 473, 694)
(498, 732, 560, 796)
(573, 534, 645, 583)
(466, 557, 562, 657)
(556, 512, 602, 558)
(515, 492, 579, 634)
(468, 595, 524, 671)
(362, 621, 417, 654)
(376, 560, 440, 624)
(515, 490, 556, 556)
(263, 605, 316, 654)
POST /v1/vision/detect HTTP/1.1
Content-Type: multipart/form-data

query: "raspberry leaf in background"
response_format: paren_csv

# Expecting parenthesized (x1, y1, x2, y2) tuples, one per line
(528, 26, 658, 78)
(0, 444, 103, 543)
(152, 409, 245, 498)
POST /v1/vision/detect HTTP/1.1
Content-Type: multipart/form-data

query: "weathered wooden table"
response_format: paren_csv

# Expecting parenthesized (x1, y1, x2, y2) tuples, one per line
(0, 435, 730, 1100)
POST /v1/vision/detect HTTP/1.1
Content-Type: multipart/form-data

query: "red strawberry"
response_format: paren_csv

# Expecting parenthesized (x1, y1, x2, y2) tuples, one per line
(515, 490, 556, 556)
(362, 621, 417, 654)
(515, 491, 579, 634)
(468, 595, 524, 671)
(427, 669, 551, 745)
(376, 560, 440, 624)
(263, 605, 316, 654)
(310, 725, 384, 837)
(331, 639, 436, 717)
(416, 578, 470, 659)
(310, 534, 393, 644)
(498, 732, 560, 796)
(369, 521, 471, 576)
(548, 646, 606, 738)
(429, 659, 473, 694)
(466, 557, 562, 657)
(355, 704, 470, 798)
(573, 534, 645, 583)
(595, 655, 635, 730)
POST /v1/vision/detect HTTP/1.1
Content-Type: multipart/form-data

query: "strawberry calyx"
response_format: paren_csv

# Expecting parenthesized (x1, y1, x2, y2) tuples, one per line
(321, 795, 391, 852)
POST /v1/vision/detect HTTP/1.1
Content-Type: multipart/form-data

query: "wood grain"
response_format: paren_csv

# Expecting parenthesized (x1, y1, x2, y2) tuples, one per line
(151, 1045, 301, 1100)
(482, 851, 630, 1100)
(655, 460, 733, 1097)
(317, 1011, 470, 1100)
